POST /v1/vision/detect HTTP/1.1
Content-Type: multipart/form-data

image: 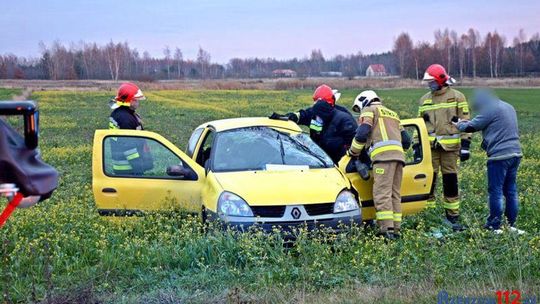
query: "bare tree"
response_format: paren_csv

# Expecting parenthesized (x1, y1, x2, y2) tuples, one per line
(142, 51, 151, 75)
(493, 32, 506, 78)
(531, 33, 540, 51)
(434, 29, 453, 73)
(393, 32, 413, 77)
(458, 34, 469, 79)
(105, 41, 124, 80)
(174, 47, 183, 78)
(197, 46, 211, 79)
(163, 46, 172, 80)
(450, 30, 459, 74)
(515, 29, 527, 75)
(467, 28, 480, 78)
(309, 49, 325, 76)
(485, 32, 495, 78)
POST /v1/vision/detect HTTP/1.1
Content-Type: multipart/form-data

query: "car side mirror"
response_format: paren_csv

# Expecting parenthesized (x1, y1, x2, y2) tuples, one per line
(167, 164, 191, 178)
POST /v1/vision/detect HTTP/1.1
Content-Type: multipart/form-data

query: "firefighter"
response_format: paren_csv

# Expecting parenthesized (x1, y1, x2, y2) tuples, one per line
(108, 82, 151, 175)
(348, 90, 411, 239)
(269, 84, 357, 163)
(418, 64, 471, 231)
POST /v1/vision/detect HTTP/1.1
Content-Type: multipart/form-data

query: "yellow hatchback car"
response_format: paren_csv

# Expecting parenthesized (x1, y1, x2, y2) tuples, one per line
(92, 117, 433, 231)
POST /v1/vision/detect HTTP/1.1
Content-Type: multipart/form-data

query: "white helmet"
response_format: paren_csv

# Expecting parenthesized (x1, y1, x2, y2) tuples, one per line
(352, 90, 380, 112)
(332, 89, 341, 102)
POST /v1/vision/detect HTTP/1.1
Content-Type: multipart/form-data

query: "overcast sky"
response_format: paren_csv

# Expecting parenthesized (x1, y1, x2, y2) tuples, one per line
(1, 0, 538, 63)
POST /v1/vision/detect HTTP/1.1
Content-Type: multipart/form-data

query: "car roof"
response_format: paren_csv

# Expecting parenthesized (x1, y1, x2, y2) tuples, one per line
(195, 117, 303, 133)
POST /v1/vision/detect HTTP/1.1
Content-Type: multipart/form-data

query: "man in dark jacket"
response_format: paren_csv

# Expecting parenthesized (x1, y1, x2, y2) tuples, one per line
(270, 84, 357, 163)
(455, 89, 524, 234)
(109, 82, 152, 175)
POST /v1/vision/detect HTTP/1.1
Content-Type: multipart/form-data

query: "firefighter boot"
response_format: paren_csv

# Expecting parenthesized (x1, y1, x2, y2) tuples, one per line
(445, 214, 466, 231)
(377, 230, 397, 241)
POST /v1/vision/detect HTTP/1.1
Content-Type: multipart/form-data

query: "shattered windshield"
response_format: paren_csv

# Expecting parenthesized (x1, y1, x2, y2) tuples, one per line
(212, 127, 334, 172)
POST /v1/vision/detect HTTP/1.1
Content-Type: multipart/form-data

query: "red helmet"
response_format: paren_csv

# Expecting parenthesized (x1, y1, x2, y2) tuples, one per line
(313, 84, 335, 106)
(423, 64, 449, 86)
(115, 83, 145, 103)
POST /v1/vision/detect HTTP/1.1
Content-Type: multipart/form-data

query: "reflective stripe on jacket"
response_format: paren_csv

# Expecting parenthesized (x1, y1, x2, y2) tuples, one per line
(356, 103, 405, 163)
(418, 87, 471, 151)
(109, 106, 144, 173)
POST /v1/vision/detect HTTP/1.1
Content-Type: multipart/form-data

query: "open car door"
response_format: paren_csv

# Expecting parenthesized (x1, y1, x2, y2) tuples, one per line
(338, 118, 433, 220)
(92, 129, 205, 216)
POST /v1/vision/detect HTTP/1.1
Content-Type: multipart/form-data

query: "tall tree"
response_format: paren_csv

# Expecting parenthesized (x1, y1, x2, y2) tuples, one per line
(514, 29, 527, 75)
(393, 32, 413, 77)
(163, 46, 172, 79)
(467, 28, 480, 78)
(434, 29, 453, 73)
(197, 47, 211, 79)
(309, 49, 325, 76)
(458, 34, 469, 79)
(105, 41, 125, 81)
(174, 47, 183, 78)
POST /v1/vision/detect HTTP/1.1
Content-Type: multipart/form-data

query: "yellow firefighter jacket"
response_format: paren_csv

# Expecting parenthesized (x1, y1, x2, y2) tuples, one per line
(418, 87, 471, 151)
(351, 103, 405, 163)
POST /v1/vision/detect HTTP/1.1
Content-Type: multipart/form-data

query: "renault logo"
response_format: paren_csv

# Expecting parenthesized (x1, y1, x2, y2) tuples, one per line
(291, 207, 302, 219)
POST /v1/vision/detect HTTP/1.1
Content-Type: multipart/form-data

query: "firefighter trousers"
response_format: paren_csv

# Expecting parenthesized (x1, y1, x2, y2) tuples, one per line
(428, 148, 460, 217)
(373, 161, 403, 232)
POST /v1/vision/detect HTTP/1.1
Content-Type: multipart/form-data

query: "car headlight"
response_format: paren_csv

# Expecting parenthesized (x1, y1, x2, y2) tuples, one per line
(333, 190, 359, 213)
(217, 191, 253, 217)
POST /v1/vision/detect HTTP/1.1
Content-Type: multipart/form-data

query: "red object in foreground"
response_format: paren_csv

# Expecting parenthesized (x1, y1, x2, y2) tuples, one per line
(0, 192, 23, 228)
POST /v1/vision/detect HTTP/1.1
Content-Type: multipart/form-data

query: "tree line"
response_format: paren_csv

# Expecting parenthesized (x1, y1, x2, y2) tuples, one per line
(393, 28, 540, 79)
(0, 28, 539, 80)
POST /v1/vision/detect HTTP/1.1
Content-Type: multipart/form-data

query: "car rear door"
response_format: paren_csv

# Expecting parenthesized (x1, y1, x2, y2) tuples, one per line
(92, 129, 205, 216)
(338, 118, 433, 220)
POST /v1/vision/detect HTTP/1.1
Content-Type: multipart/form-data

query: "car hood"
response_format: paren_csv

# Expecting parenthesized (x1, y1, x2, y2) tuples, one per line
(212, 167, 349, 206)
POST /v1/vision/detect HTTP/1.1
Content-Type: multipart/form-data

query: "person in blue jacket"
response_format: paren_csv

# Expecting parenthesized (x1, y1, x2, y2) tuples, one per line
(455, 89, 524, 234)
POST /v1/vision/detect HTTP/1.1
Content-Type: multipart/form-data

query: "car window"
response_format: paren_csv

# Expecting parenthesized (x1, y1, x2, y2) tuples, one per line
(186, 128, 204, 157)
(403, 125, 422, 165)
(104, 136, 185, 178)
(212, 127, 333, 172)
(196, 130, 215, 167)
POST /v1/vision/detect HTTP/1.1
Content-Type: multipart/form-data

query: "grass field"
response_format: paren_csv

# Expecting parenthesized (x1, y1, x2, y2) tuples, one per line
(1, 87, 540, 303)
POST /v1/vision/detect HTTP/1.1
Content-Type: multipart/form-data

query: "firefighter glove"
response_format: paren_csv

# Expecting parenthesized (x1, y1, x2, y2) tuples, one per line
(269, 112, 287, 120)
(286, 112, 299, 123)
(354, 160, 371, 181)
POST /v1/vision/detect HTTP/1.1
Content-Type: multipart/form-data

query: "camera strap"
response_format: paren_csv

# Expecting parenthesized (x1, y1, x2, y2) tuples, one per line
(0, 193, 23, 228)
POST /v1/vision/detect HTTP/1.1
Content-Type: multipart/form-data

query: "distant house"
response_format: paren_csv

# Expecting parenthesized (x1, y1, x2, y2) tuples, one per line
(366, 64, 387, 77)
(272, 69, 297, 78)
(320, 71, 343, 77)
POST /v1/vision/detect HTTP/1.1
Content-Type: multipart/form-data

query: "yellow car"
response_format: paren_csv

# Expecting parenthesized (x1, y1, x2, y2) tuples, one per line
(92, 117, 432, 231)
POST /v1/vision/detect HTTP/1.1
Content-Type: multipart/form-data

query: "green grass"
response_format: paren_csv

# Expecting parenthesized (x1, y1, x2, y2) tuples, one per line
(1, 88, 540, 303)
(0, 89, 22, 100)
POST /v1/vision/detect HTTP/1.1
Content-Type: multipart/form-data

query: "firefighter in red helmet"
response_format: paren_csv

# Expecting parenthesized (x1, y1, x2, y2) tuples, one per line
(109, 82, 146, 130)
(108, 83, 152, 175)
(269, 84, 357, 163)
(418, 64, 471, 231)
